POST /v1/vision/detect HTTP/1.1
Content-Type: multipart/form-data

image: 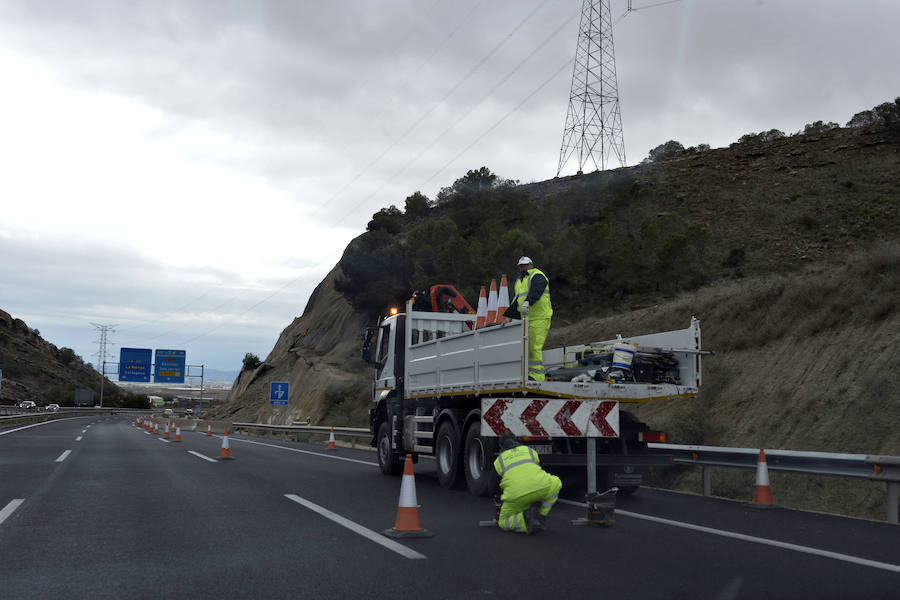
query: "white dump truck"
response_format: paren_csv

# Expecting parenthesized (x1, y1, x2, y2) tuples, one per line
(363, 295, 705, 496)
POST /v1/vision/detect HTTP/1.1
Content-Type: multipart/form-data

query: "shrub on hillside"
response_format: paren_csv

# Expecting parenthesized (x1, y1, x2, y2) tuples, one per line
(643, 140, 685, 163)
(242, 352, 261, 371)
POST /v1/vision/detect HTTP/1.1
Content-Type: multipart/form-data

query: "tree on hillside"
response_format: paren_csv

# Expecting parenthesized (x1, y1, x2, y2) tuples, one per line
(643, 140, 685, 163)
(366, 205, 403, 233)
(242, 353, 261, 371)
(737, 129, 785, 144)
(404, 191, 431, 218)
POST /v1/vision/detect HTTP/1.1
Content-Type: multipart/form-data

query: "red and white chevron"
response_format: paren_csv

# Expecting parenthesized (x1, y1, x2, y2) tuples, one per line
(480, 398, 619, 438)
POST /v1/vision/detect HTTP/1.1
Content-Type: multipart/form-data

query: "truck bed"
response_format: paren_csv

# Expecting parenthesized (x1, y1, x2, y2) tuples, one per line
(404, 311, 701, 403)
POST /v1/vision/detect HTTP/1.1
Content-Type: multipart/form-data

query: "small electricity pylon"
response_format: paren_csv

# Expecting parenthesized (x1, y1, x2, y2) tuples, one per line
(557, 0, 626, 176)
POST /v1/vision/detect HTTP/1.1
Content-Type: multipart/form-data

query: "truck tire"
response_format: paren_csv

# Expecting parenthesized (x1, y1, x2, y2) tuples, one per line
(435, 421, 462, 489)
(377, 422, 403, 476)
(463, 423, 495, 497)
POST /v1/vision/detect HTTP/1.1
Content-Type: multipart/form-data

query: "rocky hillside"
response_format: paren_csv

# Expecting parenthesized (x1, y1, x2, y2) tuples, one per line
(215, 116, 899, 520)
(0, 309, 129, 406)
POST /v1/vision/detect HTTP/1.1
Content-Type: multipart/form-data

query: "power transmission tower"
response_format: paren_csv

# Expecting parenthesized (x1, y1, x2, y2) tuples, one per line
(557, 0, 626, 176)
(91, 323, 116, 372)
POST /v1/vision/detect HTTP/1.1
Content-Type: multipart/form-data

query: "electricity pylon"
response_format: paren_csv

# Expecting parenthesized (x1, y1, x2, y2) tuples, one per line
(557, 0, 626, 176)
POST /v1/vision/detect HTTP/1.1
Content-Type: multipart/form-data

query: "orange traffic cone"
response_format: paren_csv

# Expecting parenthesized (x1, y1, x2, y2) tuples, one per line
(497, 274, 510, 322)
(174, 426, 182, 442)
(750, 449, 777, 508)
(219, 429, 232, 459)
(485, 279, 498, 325)
(154, 422, 159, 435)
(327, 427, 337, 450)
(475, 286, 487, 329)
(383, 455, 433, 538)
(164, 423, 170, 439)
(206, 424, 212, 436)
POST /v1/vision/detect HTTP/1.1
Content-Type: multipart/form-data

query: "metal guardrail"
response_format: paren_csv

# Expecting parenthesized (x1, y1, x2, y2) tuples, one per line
(649, 443, 900, 524)
(230, 422, 371, 448)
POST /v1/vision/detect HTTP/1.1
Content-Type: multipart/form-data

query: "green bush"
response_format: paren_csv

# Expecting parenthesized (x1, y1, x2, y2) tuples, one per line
(242, 353, 262, 371)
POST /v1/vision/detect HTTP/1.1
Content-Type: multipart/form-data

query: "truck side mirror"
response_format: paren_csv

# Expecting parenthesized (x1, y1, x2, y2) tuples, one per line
(361, 327, 378, 364)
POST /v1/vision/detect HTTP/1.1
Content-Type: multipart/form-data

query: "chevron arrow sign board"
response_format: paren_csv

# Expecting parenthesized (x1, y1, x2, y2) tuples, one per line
(480, 398, 619, 438)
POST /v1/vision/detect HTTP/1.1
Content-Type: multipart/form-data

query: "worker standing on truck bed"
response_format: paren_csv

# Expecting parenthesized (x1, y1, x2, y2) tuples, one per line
(504, 256, 553, 381)
(489, 432, 562, 534)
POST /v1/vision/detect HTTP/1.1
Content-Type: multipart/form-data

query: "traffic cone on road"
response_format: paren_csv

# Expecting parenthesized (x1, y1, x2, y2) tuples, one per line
(750, 449, 777, 508)
(206, 424, 212, 436)
(164, 423, 170, 439)
(485, 279, 499, 325)
(219, 429, 232, 459)
(475, 286, 487, 329)
(383, 455, 432, 538)
(497, 274, 510, 322)
(154, 422, 159, 435)
(174, 426, 182, 443)
(327, 427, 337, 450)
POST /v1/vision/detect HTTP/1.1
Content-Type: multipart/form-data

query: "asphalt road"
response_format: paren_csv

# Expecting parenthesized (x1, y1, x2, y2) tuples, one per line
(1, 416, 898, 599)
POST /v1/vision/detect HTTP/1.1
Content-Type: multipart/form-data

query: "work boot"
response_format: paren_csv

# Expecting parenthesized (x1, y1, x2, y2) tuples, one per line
(526, 503, 544, 533)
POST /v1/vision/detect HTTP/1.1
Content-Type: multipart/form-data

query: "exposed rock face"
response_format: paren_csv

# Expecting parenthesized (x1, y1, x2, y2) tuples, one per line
(216, 265, 371, 425)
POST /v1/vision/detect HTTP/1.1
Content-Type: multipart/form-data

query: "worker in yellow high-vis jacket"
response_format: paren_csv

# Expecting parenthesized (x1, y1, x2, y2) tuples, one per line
(488, 432, 562, 534)
(503, 256, 553, 381)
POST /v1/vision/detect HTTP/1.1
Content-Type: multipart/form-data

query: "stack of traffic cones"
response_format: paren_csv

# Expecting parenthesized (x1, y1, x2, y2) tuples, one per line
(485, 279, 499, 324)
(327, 427, 337, 450)
(750, 449, 777, 508)
(219, 429, 232, 459)
(497, 275, 509, 322)
(383, 455, 432, 538)
(174, 426, 182, 443)
(475, 286, 487, 329)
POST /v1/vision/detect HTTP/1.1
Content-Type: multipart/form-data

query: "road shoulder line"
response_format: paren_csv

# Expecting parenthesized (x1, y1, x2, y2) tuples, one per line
(558, 499, 900, 574)
(0, 499, 25, 526)
(285, 494, 425, 560)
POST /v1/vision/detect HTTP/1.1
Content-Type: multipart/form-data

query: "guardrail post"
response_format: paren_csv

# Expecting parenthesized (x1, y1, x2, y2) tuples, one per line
(702, 465, 712, 497)
(888, 482, 898, 525)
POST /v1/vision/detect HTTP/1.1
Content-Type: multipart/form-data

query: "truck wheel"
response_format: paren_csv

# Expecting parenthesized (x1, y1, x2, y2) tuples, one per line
(377, 422, 402, 475)
(435, 421, 462, 489)
(463, 423, 495, 497)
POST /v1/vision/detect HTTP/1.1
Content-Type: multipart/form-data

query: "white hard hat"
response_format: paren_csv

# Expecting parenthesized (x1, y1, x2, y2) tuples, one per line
(517, 256, 532, 265)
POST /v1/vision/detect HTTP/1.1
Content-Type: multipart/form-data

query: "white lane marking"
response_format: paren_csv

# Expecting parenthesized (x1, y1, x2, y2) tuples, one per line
(144, 432, 151, 436)
(81, 430, 87, 434)
(0, 499, 25, 526)
(188, 451, 217, 463)
(0, 417, 91, 436)
(558, 499, 900, 574)
(55, 450, 72, 463)
(75, 436, 83, 442)
(284, 494, 426, 560)
(219, 436, 378, 467)
(158, 438, 170, 443)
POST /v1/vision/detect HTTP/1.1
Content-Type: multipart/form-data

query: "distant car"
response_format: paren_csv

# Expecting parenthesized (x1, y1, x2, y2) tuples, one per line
(163, 408, 174, 417)
(45, 403, 60, 412)
(19, 401, 37, 410)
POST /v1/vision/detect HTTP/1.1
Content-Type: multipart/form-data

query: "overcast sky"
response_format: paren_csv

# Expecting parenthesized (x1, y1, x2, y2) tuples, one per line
(1, 0, 897, 376)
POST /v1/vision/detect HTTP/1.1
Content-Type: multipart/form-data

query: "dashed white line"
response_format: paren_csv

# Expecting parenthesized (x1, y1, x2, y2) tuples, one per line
(75, 436, 83, 442)
(55, 450, 72, 463)
(158, 438, 171, 443)
(285, 494, 426, 560)
(558, 499, 900, 574)
(188, 451, 217, 463)
(0, 499, 25, 526)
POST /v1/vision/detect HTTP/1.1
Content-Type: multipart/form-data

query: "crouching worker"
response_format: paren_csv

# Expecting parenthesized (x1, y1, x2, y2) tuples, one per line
(488, 432, 562, 534)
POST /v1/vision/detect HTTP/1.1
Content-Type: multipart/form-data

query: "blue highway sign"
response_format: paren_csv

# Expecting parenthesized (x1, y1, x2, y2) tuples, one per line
(270, 381, 289, 405)
(154, 349, 186, 383)
(119, 348, 152, 382)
